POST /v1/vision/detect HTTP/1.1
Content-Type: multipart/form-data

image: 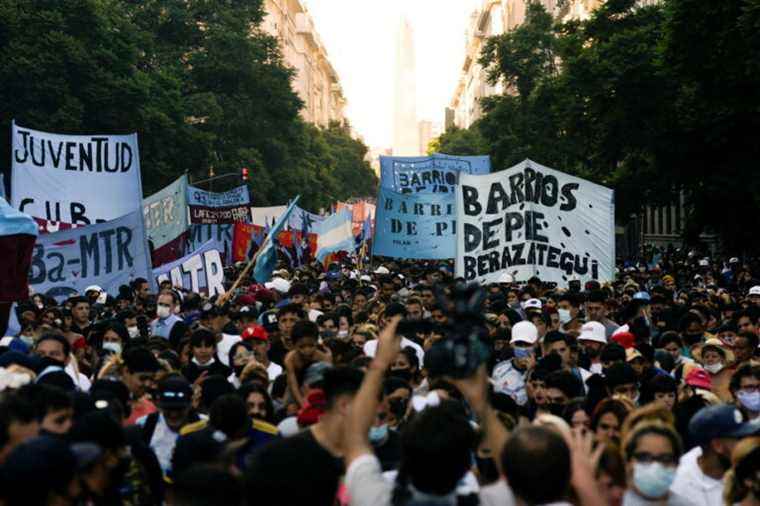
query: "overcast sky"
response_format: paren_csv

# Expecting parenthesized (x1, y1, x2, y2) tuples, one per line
(301, 0, 480, 149)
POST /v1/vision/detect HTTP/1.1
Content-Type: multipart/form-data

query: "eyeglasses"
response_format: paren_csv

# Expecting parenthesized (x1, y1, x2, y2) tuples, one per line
(633, 452, 676, 465)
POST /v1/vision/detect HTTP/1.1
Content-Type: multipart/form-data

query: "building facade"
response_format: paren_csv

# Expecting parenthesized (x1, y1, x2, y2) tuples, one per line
(448, 0, 607, 130)
(262, 0, 347, 127)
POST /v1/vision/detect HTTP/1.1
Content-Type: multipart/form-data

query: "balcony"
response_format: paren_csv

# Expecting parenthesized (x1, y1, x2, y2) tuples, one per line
(295, 12, 315, 44)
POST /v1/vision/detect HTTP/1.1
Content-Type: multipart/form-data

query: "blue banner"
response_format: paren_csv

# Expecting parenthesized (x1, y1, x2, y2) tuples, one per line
(29, 210, 152, 301)
(153, 240, 225, 297)
(380, 153, 491, 194)
(186, 224, 234, 265)
(373, 188, 456, 260)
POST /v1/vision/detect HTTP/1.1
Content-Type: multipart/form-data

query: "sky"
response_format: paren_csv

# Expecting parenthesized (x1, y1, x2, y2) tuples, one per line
(301, 0, 481, 149)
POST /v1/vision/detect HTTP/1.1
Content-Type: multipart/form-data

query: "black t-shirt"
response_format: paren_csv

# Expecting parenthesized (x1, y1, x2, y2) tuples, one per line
(245, 428, 343, 506)
(373, 429, 402, 471)
(268, 338, 288, 367)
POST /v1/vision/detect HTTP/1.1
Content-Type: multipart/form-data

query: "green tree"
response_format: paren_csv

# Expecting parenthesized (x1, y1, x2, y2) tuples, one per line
(428, 125, 488, 156)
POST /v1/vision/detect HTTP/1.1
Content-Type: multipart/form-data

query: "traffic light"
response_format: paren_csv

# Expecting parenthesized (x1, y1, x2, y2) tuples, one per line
(241, 167, 249, 181)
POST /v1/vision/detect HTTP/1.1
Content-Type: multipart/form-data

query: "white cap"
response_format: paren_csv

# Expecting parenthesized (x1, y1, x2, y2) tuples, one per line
(522, 298, 542, 311)
(84, 285, 102, 294)
(374, 266, 390, 275)
(510, 321, 538, 345)
(698, 259, 709, 267)
(498, 272, 514, 284)
(749, 286, 760, 297)
(308, 309, 324, 322)
(360, 274, 372, 282)
(729, 257, 740, 264)
(578, 321, 607, 344)
(265, 277, 291, 294)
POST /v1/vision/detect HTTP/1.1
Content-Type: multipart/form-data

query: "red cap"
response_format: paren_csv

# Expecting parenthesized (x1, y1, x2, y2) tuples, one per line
(612, 331, 636, 349)
(71, 336, 87, 351)
(685, 367, 712, 390)
(241, 324, 269, 342)
(297, 389, 326, 427)
(236, 294, 256, 306)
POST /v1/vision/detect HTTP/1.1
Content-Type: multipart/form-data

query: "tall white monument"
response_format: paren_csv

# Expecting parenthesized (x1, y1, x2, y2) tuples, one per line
(393, 17, 420, 156)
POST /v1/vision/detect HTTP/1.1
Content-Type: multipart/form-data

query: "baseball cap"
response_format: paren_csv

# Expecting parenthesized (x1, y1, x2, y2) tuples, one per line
(522, 298, 542, 311)
(265, 277, 291, 294)
(729, 257, 740, 264)
(685, 367, 712, 390)
(625, 348, 644, 363)
(510, 321, 538, 345)
(578, 321, 606, 344)
(374, 265, 390, 275)
(498, 272, 514, 284)
(633, 291, 651, 302)
(241, 324, 269, 342)
(689, 404, 760, 446)
(748, 286, 760, 297)
(84, 285, 102, 295)
(157, 376, 193, 409)
(611, 331, 635, 349)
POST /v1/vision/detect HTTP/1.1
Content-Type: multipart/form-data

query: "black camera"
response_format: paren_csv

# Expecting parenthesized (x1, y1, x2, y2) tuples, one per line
(424, 282, 490, 378)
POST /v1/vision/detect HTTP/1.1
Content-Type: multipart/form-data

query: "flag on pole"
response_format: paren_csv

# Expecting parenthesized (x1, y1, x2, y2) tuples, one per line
(253, 197, 300, 284)
(315, 208, 354, 262)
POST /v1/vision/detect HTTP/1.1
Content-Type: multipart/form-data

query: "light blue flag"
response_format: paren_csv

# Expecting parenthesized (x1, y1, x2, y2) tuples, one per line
(380, 153, 491, 195)
(29, 210, 152, 302)
(315, 208, 354, 262)
(0, 197, 38, 238)
(253, 197, 300, 283)
(373, 187, 456, 260)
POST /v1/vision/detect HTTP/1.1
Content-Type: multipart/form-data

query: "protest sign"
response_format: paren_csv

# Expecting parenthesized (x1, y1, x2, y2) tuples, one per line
(455, 159, 614, 286)
(187, 184, 250, 224)
(153, 241, 224, 297)
(143, 175, 189, 249)
(186, 224, 234, 265)
(11, 121, 143, 224)
(29, 210, 152, 301)
(251, 206, 287, 227)
(288, 206, 324, 233)
(373, 188, 455, 260)
(380, 153, 491, 194)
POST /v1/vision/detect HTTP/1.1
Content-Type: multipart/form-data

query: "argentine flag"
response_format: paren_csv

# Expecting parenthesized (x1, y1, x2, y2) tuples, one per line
(315, 208, 355, 262)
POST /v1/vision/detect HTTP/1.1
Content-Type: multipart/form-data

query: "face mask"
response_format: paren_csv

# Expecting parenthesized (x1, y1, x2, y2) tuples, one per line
(558, 308, 571, 324)
(513, 347, 534, 359)
(102, 342, 122, 355)
(127, 326, 140, 338)
(156, 306, 171, 319)
(633, 462, 676, 499)
(337, 330, 349, 338)
(737, 390, 760, 412)
(684, 333, 703, 346)
(368, 424, 388, 444)
(19, 334, 35, 346)
(389, 368, 413, 383)
(704, 362, 723, 374)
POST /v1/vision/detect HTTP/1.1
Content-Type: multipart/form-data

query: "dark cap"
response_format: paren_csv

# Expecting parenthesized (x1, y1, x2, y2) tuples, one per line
(158, 376, 193, 409)
(689, 404, 760, 446)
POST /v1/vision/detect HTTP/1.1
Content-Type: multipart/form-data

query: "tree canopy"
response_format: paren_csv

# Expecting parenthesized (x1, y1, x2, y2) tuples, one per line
(435, 0, 760, 250)
(0, 0, 377, 212)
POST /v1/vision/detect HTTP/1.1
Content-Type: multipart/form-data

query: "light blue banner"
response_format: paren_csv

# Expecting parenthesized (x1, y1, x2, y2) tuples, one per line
(373, 188, 456, 260)
(153, 240, 225, 297)
(186, 224, 234, 265)
(29, 210, 152, 301)
(143, 175, 188, 249)
(288, 205, 324, 233)
(380, 153, 491, 195)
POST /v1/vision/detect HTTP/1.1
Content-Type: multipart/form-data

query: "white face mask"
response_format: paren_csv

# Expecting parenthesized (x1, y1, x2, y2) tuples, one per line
(156, 305, 171, 319)
(127, 326, 140, 338)
(558, 308, 571, 324)
(102, 342, 122, 355)
(337, 330, 349, 338)
(704, 362, 723, 374)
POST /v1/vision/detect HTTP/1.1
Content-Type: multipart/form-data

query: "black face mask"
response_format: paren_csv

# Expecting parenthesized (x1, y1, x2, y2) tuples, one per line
(475, 456, 500, 485)
(388, 368, 413, 383)
(38, 356, 66, 370)
(684, 333, 703, 346)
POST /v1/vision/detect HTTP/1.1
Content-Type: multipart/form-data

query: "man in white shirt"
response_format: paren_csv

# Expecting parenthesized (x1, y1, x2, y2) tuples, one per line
(241, 324, 283, 381)
(670, 404, 760, 506)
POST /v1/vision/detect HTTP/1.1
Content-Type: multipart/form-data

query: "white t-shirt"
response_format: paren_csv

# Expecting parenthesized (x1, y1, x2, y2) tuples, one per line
(217, 333, 242, 367)
(670, 446, 724, 506)
(65, 363, 91, 392)
(363, 338, 424, 365)
(267, 361, 283, 381)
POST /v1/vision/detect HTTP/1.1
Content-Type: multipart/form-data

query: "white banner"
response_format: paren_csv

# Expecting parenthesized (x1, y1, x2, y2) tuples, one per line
(153, 241, 225, 297)
(11, 121, 142, 225)
(456, 159, 614, 286)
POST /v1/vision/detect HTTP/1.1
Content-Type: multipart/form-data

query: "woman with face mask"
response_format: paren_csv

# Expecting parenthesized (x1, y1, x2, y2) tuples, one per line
(621, 420, 690, 505)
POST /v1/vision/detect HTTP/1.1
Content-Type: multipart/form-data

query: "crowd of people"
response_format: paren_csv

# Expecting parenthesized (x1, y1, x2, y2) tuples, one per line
(0, 250, 759, 506)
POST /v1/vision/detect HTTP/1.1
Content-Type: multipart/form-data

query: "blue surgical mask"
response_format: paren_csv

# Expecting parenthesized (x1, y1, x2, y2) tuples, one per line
(633, 462, 676, 499)
(513, 346, 534, 359)
(737, 390, 760, 413)
(369, 424, 389, 444)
